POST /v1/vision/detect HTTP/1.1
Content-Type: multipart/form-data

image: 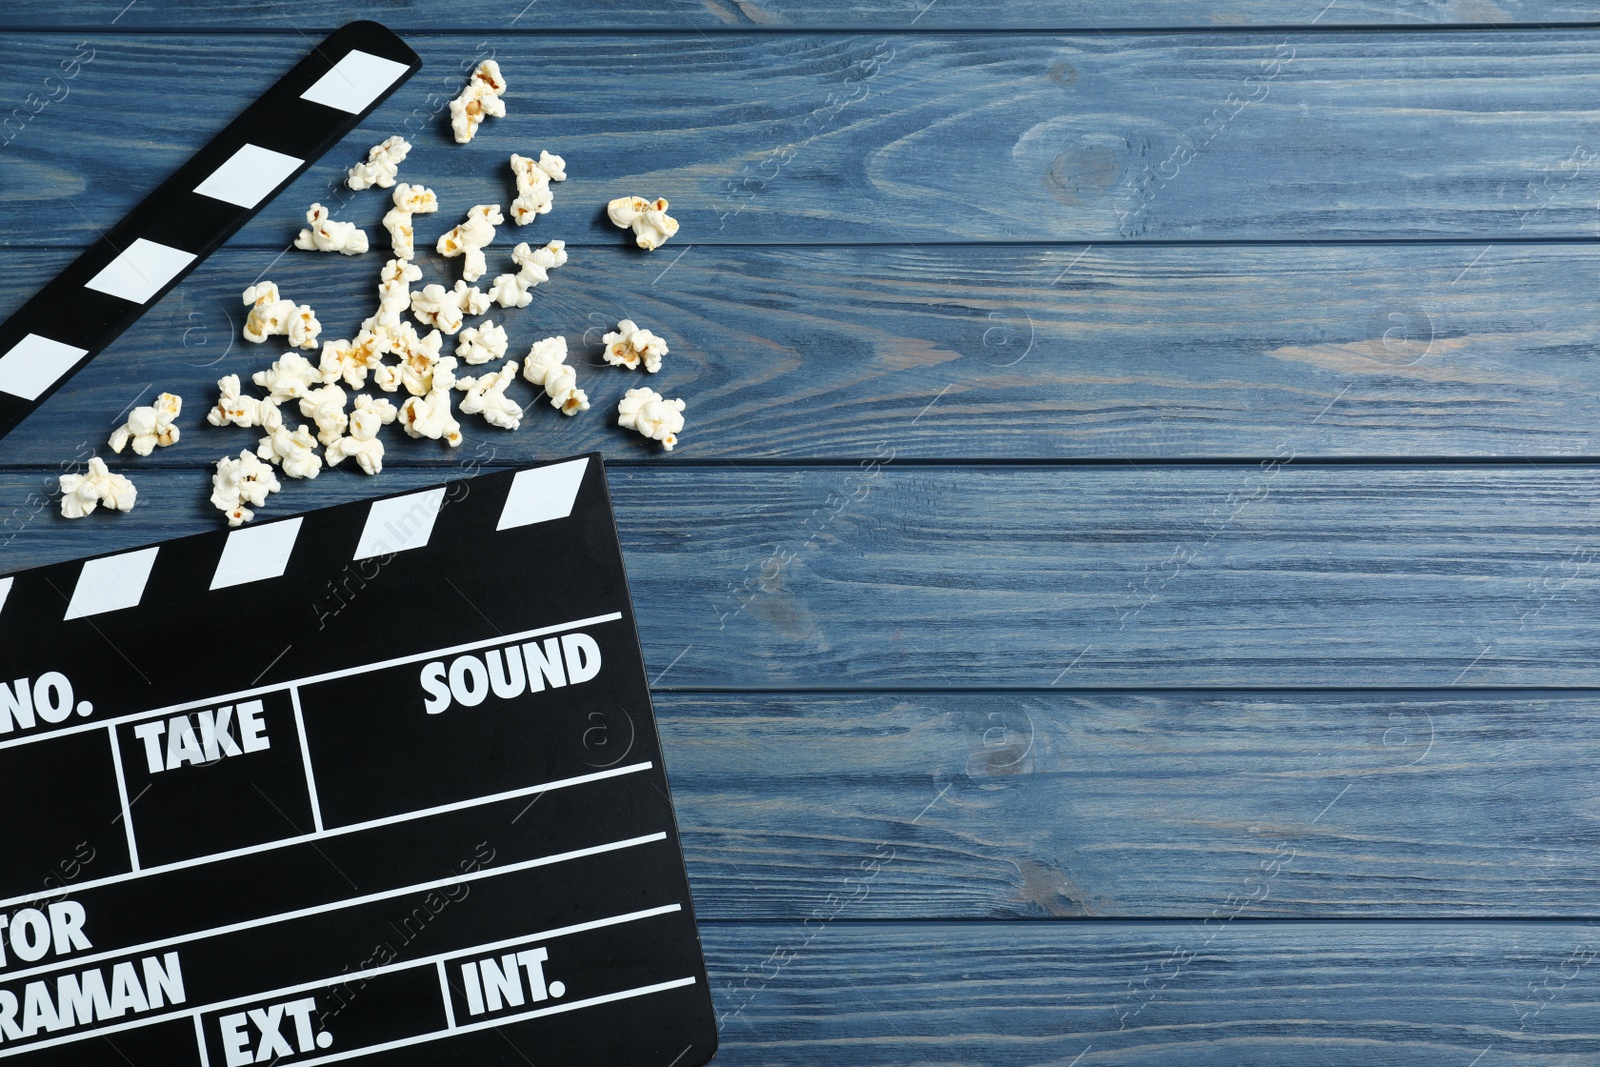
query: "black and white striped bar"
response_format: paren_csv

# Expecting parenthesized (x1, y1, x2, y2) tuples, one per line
(0, 21, 420, 444)
(0, 456, 716, 1066)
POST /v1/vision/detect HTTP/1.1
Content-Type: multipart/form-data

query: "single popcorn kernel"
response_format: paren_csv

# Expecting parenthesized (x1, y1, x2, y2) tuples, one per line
(59, 457, 137, 519)
(109, 392, 181, 456)
(294, 203, 369, 255)
(449, 61, 507, 144)
(617, 387, 685, 451)
(346, 135, 412, 190)
(602, 319, 668, 374)
(606, 195, 679, 251)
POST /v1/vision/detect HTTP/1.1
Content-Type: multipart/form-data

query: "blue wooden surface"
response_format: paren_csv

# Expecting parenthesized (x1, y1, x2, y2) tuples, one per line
(3, 4, 1600, 1063)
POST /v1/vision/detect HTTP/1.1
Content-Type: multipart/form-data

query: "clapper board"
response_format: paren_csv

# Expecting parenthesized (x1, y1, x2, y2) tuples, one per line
(0, 455, 718, 1065)
(0, 20, 421, 443)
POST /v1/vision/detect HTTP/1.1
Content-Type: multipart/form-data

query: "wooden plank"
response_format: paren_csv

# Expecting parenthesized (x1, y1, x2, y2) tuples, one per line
(3, 241, 1599, 465)
(660, 691, 1600, 919)
(0, 466, 1596, 689)
(3, 1, 1596, 31)
(699, 920, 1600, 1063)
(6, 31, 1600, 246)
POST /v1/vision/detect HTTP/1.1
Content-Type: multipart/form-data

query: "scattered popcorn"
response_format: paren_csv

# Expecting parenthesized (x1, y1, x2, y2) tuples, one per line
(256, 400, 324, 480)
(294, 203, 369, 256)
(509, 151, 566, 225)
(298, 383, 349, 447)
(607, 196, 679, 251)
(618, 387, 685, 450)
(252, 351, 322, 402)
(346, 135, 411, 191)
(206, 374, 267, 428)
(376, 258, 424, 329)
(449, 60, 507, 144)
(489, 239, 567, 309)
(437, 204, 503, 283)
(398, 358, 463, 446)
(58, 457, 137, 519)
(211, 450, 281, 526)
(242, 282, 321, 350)
(455, 359, 523, 430)
(326, 394, 398, 475)
(602, 319, 668, 373)
(109, 392, 181, 456)
(522, 335, 589, 416)
(456, 320, 509, 365)
(381, 183, 438, 261)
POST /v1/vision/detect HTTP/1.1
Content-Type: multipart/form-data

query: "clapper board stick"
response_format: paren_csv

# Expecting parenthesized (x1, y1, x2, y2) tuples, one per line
(0, 21, 420, 443)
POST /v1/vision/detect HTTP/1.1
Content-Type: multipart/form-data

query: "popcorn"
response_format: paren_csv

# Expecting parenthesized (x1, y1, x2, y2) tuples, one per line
(109, 392, 181, 456)
(318, 332, 387, 391)
(211, 449, 281, 526)
(522, 335, 588, 417)
(255, 400, 324, 480)
(398, 358, 463, 447)
(449, 60, 506, 144)
(455, 359, 523, 430)
(346, 135, 411, 190)
(58, 457, 137, 519)
(437, 204, 503, 283)
(374, 324, 447, 396)
(456, 320, 509, 365)
(509, 151, 566, 225)
(206, 374, 267, 428)
(606, 196, 679, 251)
(294, 203, 369, 256)
(326, 394, 397, 475)
(489, 239, 567, 309)
(252, 351, 322, 401)
(410, 283, 465, 335)
(376, 258, 424, 329)
(381, 183, 438, 261)
(298, 383, 349, 447)
(602, 319, 668, 373)
(242, 282, 320, 350)
(617, 387, 685, 450)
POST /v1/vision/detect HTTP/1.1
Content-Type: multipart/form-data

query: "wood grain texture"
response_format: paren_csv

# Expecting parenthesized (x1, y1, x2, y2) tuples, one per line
(2, 1, 1594, 30)
(699, 920, 1600, 1064)
(661, 691, 1600, 919)
(6, 31, 1600, 247)
(0, 466, 1596, 689)
(5, 241, 1600, 464)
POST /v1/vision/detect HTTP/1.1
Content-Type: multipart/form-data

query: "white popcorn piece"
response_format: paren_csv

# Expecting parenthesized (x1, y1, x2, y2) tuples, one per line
(455, 359, 523, 430)
(242, 282, 321, 350)
(375, 325, 448, 396)
(489, 239, 567, 309)
(211, 449, 282, 526)
(617, 387, 686, 450)
(294, 203, 369, 256)
(410, 283, 465, 335)
(376, 257, 424, 329)
(256, 400, 324, 480)
(326, 394, 398, 476)
(437, 204, 503, 283)
(607, 195, 680, 251)
(206, 374, 267, 428)
(521, 335, 589, 417)
(58, 457, 137, 519)
(318, 331, 389, 391)
(602, 318, 668, 373)
(381, 183, 439, 261)
(399, 360, 464, 447)
(509, 151, 566, 225)
(346, 135, 412, 191)
(252, 351, 323, 402)
(298, 383, 349, 447)
(449, 60, 507, 144)
(109, 392, 181, 456)
(456, 320, 509, 365)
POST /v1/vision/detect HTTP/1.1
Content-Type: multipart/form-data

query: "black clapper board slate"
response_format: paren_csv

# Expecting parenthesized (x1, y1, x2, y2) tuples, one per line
(0, 21, 420, 443)
(0, 455, 717, 1066)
